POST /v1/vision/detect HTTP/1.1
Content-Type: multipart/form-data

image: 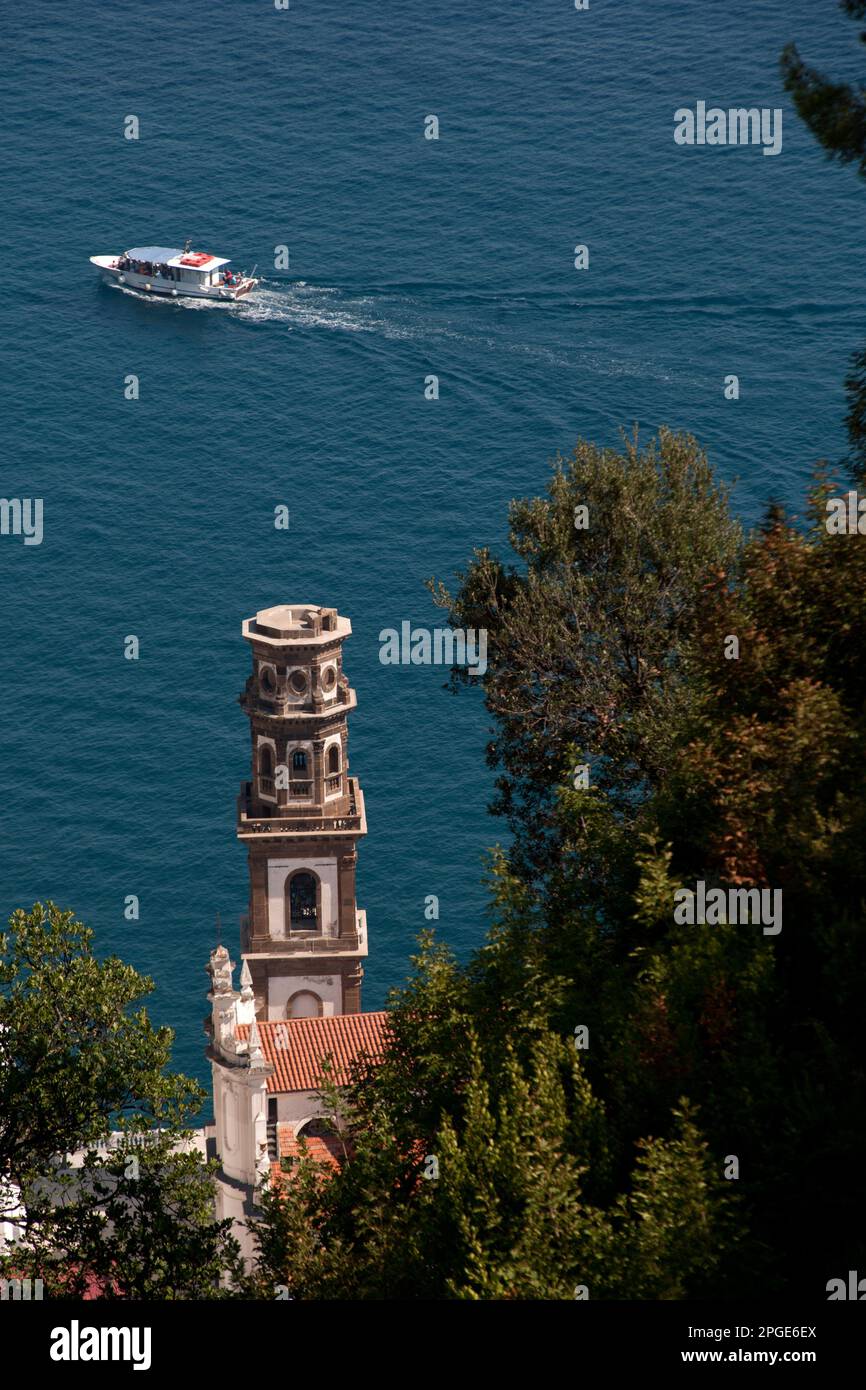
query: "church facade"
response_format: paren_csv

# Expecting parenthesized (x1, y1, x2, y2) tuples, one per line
(204, 604, 387, 1250)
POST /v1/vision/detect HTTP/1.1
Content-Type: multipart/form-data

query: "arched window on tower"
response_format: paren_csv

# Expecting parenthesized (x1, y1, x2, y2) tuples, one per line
(259, 743, 275, 798)
(326, 743, 341, 792)
(286, 871, 318, 933)
(290, 747, 312, 799)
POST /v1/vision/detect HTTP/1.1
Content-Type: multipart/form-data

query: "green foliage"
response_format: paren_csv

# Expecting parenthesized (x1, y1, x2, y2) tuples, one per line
(250, 434, 866, 1300)
(2, 1129, 243, 1299)
(249, 1011, 735, 1300)
(0, 902, 199, 1182)
(782, 6, 866, 477)
(429, 429, 740, 880)
(0, 902, 241, 1298)
(606, 1103, 741, 1300)
(8, 416, 866, 1300)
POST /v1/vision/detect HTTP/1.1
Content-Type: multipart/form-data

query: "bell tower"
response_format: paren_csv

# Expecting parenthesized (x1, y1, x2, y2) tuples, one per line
(237, 603, 368, 1021)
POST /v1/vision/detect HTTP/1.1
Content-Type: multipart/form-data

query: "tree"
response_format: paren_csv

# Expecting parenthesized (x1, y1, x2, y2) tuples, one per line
(431, 461, 866, 1294)
(248, 938, 740, 1300)
(4, 1130, 244, 1299)
(781, 3, 866, 173)
(0, 902, 242, 1297)
(782, 3, 866, 477)
(429, 429, 740, 882)
(250, 444, 866, 1300)
(641, 494, 866, 1287)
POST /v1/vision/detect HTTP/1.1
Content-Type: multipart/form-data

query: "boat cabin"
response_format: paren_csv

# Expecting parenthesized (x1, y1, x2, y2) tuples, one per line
(116, 245, 242, 288)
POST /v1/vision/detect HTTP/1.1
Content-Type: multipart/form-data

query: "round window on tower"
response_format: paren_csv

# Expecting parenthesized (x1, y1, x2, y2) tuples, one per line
(321, 665, 336, 692)
(259, 664, 278, 697)
(289, 668, 308, 696)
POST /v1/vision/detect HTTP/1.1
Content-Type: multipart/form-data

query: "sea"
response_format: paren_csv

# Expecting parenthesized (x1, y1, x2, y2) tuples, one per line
(2, 0, 864, 1094)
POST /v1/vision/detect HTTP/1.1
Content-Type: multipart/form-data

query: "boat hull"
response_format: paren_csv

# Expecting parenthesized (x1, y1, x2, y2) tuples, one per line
(89, 256, 257, 301)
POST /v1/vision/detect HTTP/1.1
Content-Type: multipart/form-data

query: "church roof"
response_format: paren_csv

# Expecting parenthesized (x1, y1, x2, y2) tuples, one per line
(236, 1011, 389, 1093)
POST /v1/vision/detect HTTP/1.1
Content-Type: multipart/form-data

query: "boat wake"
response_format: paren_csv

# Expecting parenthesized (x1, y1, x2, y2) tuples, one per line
(105, 277, 687, 384)
(107, 276, 419, 336)
(234, 281, 691, 382)
(226, 281, 661, 376)
(236, 281, 419, 338)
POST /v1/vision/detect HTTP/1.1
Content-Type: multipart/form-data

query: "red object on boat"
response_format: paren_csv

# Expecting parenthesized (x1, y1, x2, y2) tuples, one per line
(180, 252, 211, 266)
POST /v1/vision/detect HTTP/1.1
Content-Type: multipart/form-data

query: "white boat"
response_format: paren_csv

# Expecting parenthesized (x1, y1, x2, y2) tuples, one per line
(89, 241, 258, 301)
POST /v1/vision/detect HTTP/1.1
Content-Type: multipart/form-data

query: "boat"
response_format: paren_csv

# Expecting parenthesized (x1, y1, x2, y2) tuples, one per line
(89, 241, 258, 301)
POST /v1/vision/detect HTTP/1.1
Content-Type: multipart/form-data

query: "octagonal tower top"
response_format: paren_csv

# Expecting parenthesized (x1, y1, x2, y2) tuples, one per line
(242, 604, 352, 648)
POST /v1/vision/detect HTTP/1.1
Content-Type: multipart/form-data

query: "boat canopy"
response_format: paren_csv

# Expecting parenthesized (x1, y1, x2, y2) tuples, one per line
(125, 246, 184, 261)
(124, 246, 230, 271)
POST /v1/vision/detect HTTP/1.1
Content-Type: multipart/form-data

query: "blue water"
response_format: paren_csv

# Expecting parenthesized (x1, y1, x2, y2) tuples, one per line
(2, 0, 864, 1093)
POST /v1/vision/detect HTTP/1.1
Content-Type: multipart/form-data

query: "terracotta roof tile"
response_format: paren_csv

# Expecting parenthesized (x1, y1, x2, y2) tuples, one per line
(237, 1011, 389, 1094)
(269, 1126, 349, 1187)
(278, 1127, 341, 1162)
(282, 1132, 343, 1166)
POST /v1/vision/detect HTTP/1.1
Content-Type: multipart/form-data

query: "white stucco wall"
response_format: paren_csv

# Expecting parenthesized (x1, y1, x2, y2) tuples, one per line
(213, 1062, 268, 1187)
(266, 972, 340, 1020)
(276, 1090, 327, 1125)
